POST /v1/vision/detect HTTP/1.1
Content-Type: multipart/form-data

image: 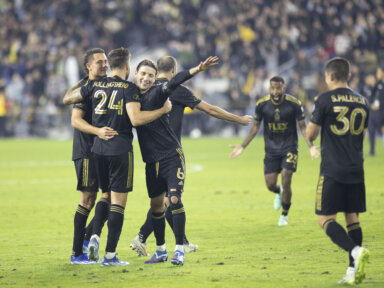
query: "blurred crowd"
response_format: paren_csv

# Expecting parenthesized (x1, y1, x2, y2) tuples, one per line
(0, 0, 383, 138)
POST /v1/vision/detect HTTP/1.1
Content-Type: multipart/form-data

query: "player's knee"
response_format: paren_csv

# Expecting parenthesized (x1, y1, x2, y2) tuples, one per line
(266, 182, 276, 191)
(168, 191, 183, 210)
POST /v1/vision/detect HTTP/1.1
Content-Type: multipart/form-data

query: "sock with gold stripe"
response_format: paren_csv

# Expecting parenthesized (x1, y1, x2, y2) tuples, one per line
(106, 204, 125, 253)
(347, 222, 362, 267)
(324, 219, 356, 252)
(152, 211, 166, 246)
(91, 198, 110, 237)
(72, 205, 90, 257)
(171, 204, 186, 245)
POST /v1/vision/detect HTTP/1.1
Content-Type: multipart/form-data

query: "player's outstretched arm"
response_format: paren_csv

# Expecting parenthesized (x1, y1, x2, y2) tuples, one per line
(126, 99, 172, 127)
(229, 120, 260, 159)
(71, 108, 118, 140)
(189, 56, 219, 75)
(306, 122, 321, 160)
(196, 101, 252, 125)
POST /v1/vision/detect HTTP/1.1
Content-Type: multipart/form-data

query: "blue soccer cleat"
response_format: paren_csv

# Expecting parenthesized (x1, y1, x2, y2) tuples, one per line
(101, 254, 130, 267)
(88, 235, 100, 261)
(82, 240, 89, 254)
(70, 253, 97, 265)
(144, 250, 168, 264)
(170, 250, 184, 266)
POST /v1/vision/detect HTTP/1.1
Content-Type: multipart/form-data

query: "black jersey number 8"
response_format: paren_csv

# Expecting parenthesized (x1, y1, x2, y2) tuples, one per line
(330, 106, 367, 136)
(94, 90, 124, 115)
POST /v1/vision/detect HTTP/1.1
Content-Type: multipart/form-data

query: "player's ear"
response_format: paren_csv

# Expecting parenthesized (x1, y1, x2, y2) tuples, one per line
(347, 73, 352, 82)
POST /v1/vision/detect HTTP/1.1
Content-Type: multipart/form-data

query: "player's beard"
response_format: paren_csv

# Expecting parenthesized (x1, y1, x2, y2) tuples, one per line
(272, 93, 283, 103)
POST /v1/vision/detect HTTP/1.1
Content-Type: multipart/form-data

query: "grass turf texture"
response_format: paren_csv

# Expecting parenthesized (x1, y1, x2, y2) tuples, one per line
(0, 136, 383, 288)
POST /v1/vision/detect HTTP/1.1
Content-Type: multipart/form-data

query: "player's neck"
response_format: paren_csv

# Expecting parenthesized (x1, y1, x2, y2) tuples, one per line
(157, 72, 172, 81)
(111, 69, 127, 80)
(328, 82, 349, 90)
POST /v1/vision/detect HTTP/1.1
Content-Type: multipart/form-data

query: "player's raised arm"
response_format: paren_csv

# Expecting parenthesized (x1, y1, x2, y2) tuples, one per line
(229, 120, 260, 159)
(195, 101, 252, 125)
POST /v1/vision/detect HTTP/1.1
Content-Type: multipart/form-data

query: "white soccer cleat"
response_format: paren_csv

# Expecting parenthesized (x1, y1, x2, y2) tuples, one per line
(338, 267, 355, 285)
(278, 215, 288, 226)
(130, 235, 150, 256)
(184, 242, 198, 253)
(274, 186, 283, 210)
(352, 246, 370, 284)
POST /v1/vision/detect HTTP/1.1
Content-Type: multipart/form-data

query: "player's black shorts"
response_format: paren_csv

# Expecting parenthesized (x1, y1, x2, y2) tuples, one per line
(145, 149, 185, 199)
(264, 150, 298, 174)
(94, 151, 134, 193)
(74, 156, 98, 192)
(315, 175, 366, 215)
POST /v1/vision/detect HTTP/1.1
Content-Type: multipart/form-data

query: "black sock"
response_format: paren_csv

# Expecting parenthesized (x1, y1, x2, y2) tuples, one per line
(106, 204, 125, 253)
(84, 218, 94, 242)
(72, 205, 90, 257)
(347, 222, 362, 267)
(165, 206, 174, 230)
(282, 202, 291, 216)
(91, 198, 110, 237)
(152, 211, 166, 246)
(171, 205, 186, 245)
(324, 219, 356, 252)
(139, 208, 153, 243)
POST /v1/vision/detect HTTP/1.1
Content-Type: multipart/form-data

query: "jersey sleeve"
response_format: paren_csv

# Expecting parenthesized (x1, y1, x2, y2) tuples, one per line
(125, 83, 140, 103)
(158, 71, 194, 103)
(310, 95, 325, 126)
(74, 78, 91, 111)
(254, 102, 262, 122)
(80, 80, 93, 101)
(172, 86, 201, 109)
(296, 102, 305, 121)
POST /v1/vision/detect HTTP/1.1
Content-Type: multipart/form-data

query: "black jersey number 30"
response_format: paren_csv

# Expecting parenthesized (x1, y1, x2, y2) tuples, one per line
(94, 89, 124, 115)
(330, 106, 367, 136)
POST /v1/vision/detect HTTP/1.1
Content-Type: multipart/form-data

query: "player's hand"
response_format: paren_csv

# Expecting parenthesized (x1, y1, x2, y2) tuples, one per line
(162, 98, 172, 113)
(229, 144, 244, 159)
(197, 56, 219, 72)
(97, 127, 118, 140)
(239, 115, 253, 126)
(310, 145, 320, 160)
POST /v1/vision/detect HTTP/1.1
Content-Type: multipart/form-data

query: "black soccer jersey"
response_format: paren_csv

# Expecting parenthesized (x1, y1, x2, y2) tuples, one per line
(310, 88, 369, 184)
(80, 75, 140, 156)
(136, 71, 194, 163)
(72, 77, 93, 161)
(156, 78, 201, 141)
(255, 94, 305, 155)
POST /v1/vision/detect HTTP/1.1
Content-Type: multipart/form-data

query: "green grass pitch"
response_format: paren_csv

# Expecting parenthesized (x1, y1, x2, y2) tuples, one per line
(0, 136, 383, 287)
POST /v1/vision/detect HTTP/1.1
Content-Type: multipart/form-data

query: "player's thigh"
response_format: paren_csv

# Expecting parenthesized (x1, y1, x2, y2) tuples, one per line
(345, 182, 366, 214)
(160, 153, 185, 195)
(74, 156, 98, 192)
(315, 175, 345, 215)
(93, 153, 111, 192)
(109, 151, 134, 193)
(281, 150, 298, 172)
(264, 153, 282, 175)
(145, 162, 167, 199)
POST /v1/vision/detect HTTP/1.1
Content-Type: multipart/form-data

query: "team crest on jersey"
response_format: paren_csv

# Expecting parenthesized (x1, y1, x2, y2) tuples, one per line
(274, 108, 280, 121)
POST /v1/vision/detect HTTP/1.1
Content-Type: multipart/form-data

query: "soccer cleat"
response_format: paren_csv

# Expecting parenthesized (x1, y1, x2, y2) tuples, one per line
(82, 240, 89, 254)
(88, 235, 100, 261)
(101, 254, 130, 266)
(184, 242, 198, 253)
(144, 250, 168, 264)
(170, 250, 184, 266)
(130, 235, 150, 256)
(352, 247, 370, 284)
(274, 186, 283, 210)
(338, 267, 356, 285)
(278, 215, 288, 226)
(70, 253, 97, 265)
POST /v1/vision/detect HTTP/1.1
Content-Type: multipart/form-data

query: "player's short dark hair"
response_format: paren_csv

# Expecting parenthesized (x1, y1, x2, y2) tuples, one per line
(157, 56, 176, 73)
(136, 59, 158, 74)
(325, 57, 350, 82)
(270, 76, 285, 84)
(83, 48, 105, 75)
(108, 47, 131, 70)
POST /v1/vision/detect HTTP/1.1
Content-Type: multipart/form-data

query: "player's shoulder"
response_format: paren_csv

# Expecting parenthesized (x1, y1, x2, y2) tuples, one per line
(285, 94, 302, 106)
(256, 95, 271, 106)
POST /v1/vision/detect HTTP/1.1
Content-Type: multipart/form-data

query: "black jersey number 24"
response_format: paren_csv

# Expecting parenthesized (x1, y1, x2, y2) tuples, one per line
(94, 89, 124, 115)
(330, 106, 367, 136)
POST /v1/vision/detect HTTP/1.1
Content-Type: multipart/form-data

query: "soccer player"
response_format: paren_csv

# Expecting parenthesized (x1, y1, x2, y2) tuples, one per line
(229, 76, 315, 226)
(64, 47, 171, 266)
(306, 57, 370, 285)
(371, 66, 384, 145)
(133, 56, 219, 266)
(130, 56, 252, 257)
(68, 48, 118, 265)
